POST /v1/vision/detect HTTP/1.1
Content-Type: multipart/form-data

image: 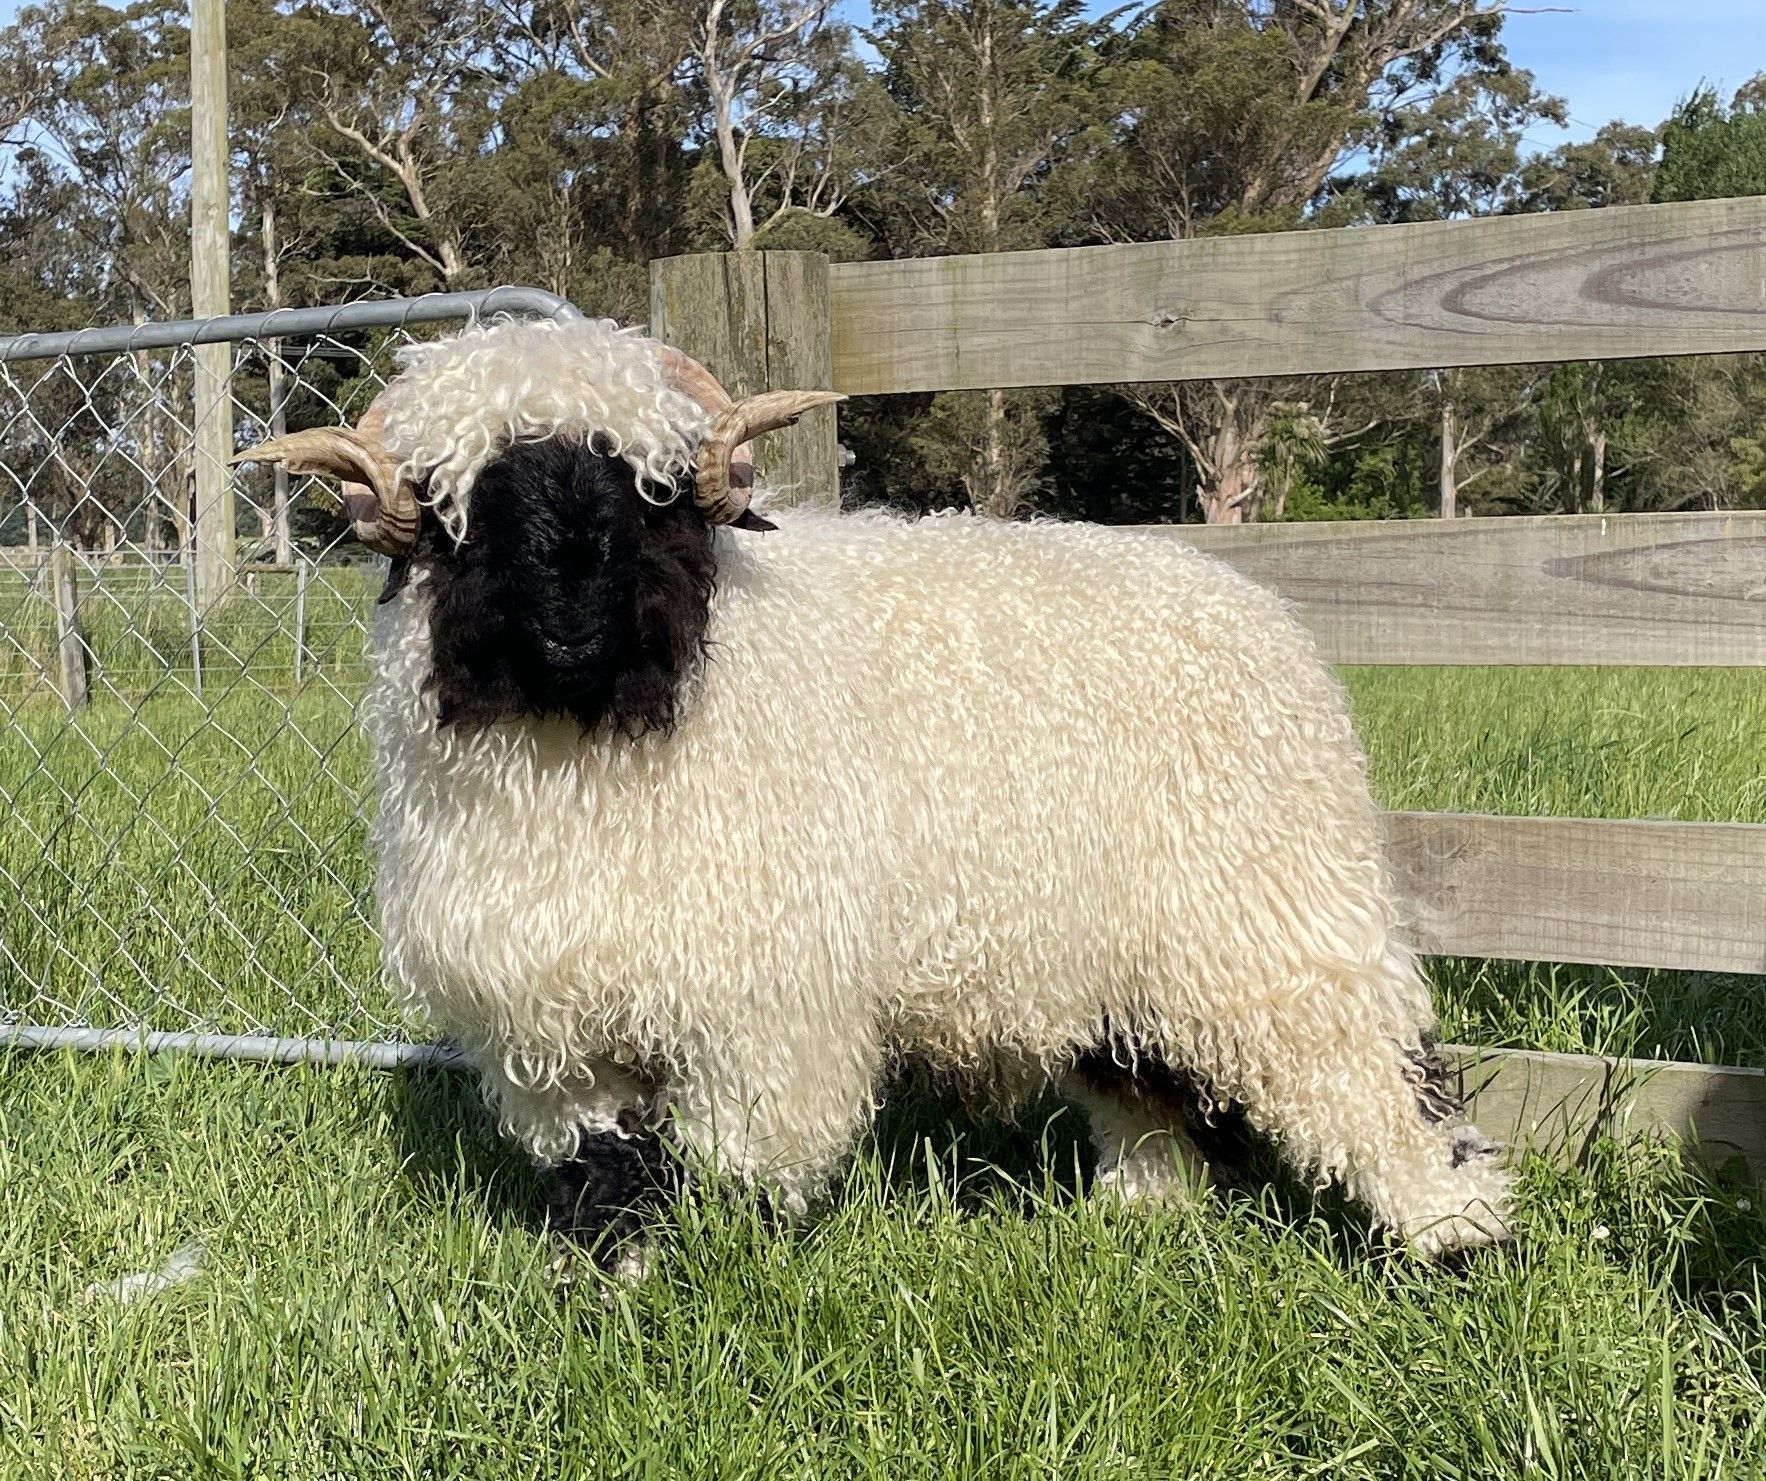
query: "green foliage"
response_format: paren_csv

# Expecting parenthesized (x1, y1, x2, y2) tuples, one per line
(1655, 80, 1766, 203)
(0, 5, 1763, 529)
(1517, 121, 1659, 212)
(867, 0, 1099, 257)
(1283, 441, 1431, 522)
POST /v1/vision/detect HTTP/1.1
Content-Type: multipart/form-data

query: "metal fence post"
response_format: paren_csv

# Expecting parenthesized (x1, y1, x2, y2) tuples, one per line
(649, 250, 840, 509)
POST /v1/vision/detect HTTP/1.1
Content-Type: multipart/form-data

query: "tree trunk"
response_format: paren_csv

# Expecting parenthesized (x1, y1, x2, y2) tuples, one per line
(1439, 401, 1458, 519)
(970, 388, 1013, 518)
(1197, 402, 1262, 524)
(1588, 426, 1607, 514)
(1201, 466, 1253, 524)
(25, 500, 38, 555)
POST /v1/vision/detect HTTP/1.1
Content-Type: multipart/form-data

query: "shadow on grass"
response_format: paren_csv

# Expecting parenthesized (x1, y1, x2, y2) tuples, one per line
(379, 1053, 1766, 1312)
(385, 1063, 550, 1230)
(373, 1063, 1700, 1295)
(378, 1058, 1354, 1249)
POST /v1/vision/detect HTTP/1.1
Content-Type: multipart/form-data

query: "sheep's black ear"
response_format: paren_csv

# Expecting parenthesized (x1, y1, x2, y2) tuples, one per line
(376, 556, 413, 604)
(418, 438, 716, 735)
(730, 508, 776, 532)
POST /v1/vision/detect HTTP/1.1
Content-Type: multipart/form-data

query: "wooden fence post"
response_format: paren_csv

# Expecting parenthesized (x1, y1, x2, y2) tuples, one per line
(190, 0, 234, 610)
(649, 250, 840, 510)
(48, 543, 89, 711)
(292, 557, 307, 690)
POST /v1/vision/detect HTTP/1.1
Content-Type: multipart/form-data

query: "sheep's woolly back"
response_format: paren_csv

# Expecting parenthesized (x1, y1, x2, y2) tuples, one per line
(373, 317, 709, 545)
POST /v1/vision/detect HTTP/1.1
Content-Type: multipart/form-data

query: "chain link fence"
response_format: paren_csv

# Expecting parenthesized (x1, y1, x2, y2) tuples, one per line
(0, 289, 576, 1060)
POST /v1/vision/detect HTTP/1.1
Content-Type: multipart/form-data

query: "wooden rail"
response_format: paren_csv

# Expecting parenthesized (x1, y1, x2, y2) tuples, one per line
(1162, 511, 1766, 667)
(827, 195, 1766, 393)
(1451, 1045, 1765, 1180)
(1389, 814, 1766, 974)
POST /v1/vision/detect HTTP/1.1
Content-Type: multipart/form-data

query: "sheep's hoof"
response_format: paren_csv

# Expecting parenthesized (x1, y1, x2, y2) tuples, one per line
(547, 1230, 656, 1304)
(1396, 1205, 1512, 1262)
(545, 1119, 678, 1299)
(1093, 1144, 1212, 1208)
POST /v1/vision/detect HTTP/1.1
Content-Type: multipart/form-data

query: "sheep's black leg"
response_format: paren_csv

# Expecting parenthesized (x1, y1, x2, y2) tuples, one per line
(547, 1113, 680, 1281)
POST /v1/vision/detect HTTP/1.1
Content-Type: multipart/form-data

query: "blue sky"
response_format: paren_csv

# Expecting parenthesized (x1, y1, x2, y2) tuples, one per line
(1501, 1, 1765, 144)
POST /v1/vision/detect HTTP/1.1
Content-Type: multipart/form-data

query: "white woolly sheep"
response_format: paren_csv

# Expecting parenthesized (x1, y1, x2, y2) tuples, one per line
(236, 315, 1512, 1271)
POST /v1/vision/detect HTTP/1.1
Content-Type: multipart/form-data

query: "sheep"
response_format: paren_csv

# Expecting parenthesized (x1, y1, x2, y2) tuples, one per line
(235, 314, 1512, 1274)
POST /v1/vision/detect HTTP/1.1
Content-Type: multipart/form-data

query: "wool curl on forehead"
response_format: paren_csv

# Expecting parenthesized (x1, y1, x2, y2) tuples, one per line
(371, 316, 712, 546)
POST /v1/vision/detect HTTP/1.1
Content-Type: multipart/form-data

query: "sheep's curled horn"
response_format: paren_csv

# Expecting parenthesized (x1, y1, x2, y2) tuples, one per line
(228, 342, 843, 553)
(651, 346, 843, 528)
(227, 405, 416, 557)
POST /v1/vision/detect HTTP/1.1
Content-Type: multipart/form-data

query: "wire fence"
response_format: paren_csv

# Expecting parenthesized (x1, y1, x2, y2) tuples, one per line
(0, 288, 577, 1056)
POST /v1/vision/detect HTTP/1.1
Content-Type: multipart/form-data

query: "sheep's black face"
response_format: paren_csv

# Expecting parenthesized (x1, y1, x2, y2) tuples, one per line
(409, 438, 716, 736)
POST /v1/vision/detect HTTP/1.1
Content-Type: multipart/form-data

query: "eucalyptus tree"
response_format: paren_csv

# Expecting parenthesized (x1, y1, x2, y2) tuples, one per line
(865, 0, 1100, 517)
(1077, 0, 1555, 522)
(0, 0, 195, 553)
(287, 0, 503, 292)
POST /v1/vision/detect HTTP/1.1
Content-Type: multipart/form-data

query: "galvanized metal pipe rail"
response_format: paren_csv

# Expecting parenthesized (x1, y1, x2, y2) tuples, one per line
(0, 287, 578, 363)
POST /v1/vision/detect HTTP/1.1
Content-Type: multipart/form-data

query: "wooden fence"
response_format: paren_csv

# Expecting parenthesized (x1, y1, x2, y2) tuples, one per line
(652, 195, 1766, 1179)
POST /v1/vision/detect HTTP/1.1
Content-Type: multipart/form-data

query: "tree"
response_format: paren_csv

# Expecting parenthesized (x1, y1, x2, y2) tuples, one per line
(497, 0, 696, 271)
(293, 0, 501, 292)
(1078, 0, 1555, 522)
(1429, 364, 1536, 517)
(1256, 401, 1329, 520)
(687, 0, 866, 251)
(1655, 79, 1766, 204)
(1516, 119, 1657, 212)
(866, 0, 1097, 517)
(0, 1, 196, 556)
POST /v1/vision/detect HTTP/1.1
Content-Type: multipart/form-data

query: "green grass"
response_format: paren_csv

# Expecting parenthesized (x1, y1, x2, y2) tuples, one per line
(0, 564, 379, 703)
(2, 1052, 1762, 1477)
(0, 686, 379, 1037)
(3, 656, 1765, 1474)
(1345, 667, 1766, 1072)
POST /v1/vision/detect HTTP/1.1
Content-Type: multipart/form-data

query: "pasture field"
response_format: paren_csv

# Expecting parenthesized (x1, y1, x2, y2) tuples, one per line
(2, 649, 1764, 1475)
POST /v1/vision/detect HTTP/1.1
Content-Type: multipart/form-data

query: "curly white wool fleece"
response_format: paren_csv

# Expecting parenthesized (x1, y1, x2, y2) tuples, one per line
(367, 508, 1511, 1255)
(372, 317, 708, 544)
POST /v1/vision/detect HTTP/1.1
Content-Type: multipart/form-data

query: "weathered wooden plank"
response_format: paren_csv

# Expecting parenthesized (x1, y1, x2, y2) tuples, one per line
(1447, 1044, 1766, 1181)
(761, 252, 840, 510)
(48, 543, 88, 710)
(1388, 813, 1766, 975)
(190, 0, 234, 609)
(651, 251, 840, 509)
(828, 196, 1766, 394)
(1153, 511, 1766, 667)
(651, 250, 769, 397)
